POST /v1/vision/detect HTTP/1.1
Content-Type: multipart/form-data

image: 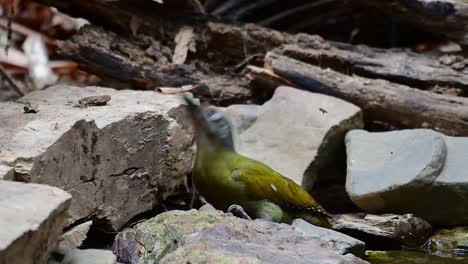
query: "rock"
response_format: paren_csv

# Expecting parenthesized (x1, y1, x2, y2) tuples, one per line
(366, 250, 468, 264)
(345, 129, 468, 226)
(217, 104, 261, 150)
(113, 209, 368, 264)
(221, 104, 260, 133)
(223, 86, 363, 211)
(58, 221, 93, 248)
(0, 181, 71, 264)
(332, 213, 432, 248)
(198, 203, 217, 212)
(292, 219, 365, 256)
(426, 227, 468, 257)
(0, 85, 195, 230)
(49, 248, 116, 264)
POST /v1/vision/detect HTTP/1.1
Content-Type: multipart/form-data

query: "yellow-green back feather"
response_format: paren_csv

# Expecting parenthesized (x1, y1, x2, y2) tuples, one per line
(227, 153, 331, 218)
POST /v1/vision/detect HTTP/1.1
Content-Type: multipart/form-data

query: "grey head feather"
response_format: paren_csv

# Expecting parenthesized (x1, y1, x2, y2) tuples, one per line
(183, 93, 234, 150)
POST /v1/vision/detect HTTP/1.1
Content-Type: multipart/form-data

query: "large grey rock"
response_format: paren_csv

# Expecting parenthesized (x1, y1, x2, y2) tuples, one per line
(113, 210, 368, 264)
(292, 219, 365, 256)
(332, 213, 432, 248)
(345, 129, 468, 226)
(0, 181, 71, 264)
(0, 85, 194, 230)
(224, 86, 363, 189)
(49, 248, 116, 264)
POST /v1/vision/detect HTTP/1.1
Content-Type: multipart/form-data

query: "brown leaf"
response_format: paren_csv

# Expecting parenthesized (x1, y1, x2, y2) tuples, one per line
(129, 15, 141, 37)
(172, 26, 196, 65)
(157, 84, 198, 94)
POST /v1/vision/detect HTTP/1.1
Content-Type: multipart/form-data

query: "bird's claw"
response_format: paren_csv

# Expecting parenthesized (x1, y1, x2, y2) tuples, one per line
(189, 190, 199, 209)
(227, 204, 252, 220)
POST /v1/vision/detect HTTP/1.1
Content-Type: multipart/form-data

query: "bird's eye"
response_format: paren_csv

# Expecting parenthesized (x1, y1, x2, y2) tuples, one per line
(208, 112, 223, 122)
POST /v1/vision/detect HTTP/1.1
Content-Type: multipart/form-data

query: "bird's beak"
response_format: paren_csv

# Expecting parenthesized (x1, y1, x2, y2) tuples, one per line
(183, 93, 205, 126)
(183, 93, 201, 114)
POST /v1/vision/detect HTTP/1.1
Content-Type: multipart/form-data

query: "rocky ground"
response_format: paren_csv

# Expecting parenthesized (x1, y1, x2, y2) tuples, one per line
(2, 0, 468, 264)
(1, 84, 468, 264)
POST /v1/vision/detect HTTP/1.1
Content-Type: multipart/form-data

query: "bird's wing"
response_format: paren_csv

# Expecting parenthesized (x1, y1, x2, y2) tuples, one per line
(229, 156, 330, 217)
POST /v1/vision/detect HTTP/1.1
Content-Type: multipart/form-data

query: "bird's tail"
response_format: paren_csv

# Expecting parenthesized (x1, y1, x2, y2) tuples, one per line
(297, 213, 332, 228)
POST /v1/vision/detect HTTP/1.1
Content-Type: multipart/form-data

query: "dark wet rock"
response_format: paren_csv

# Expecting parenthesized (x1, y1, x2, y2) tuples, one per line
(332, 213, 432, 248)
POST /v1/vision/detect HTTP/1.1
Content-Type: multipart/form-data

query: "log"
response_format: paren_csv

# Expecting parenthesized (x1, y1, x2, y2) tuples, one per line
(57, 26, 197, 88)
(35, 0, 208, 37)
(57, 25, 251, 104)
(264, 53, 468, 136)
(355, 0, 468, 45)
(205, 24, 468, 93)
(274, 43, 468, 94)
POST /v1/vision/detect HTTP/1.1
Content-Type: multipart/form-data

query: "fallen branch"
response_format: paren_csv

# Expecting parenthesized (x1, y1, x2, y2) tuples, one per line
(264, 53, 468, 136)
(0, 64, 24, 96)
(274, 43, 468, 94)
(356, 0, 468, 45)
(57, 25, 251, 104)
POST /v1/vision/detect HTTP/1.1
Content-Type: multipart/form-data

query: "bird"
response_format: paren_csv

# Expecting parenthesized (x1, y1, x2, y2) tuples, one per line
(184, 94, 331, 228)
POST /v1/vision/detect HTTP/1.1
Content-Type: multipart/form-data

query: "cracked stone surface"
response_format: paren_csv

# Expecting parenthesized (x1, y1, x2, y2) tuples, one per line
(0, 85, 195, 230)
(0, 181, 71, 264)
(346, 129, 468, 226)
(112, 209, 368, 264)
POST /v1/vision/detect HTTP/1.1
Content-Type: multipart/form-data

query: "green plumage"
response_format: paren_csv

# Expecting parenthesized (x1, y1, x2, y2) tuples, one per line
(185, 95, 331, 228)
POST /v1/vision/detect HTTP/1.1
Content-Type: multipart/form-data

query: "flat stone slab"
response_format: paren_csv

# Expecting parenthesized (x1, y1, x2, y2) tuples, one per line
(0, 181, 71, 264)
(346, 129, 468, 226)
(224, 86, 363, 189)
(292, 218, 365, 257)
(0, 85, 194, 230)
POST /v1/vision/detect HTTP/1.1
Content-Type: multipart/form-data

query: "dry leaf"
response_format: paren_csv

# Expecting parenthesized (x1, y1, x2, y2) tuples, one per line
(172, 26, 196, 65)
(158, 84, 198, 94)
(129, 15, 142, 36)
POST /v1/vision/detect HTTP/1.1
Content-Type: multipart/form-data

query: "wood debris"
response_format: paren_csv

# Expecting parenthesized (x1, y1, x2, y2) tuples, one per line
(172, 26, 196, 65)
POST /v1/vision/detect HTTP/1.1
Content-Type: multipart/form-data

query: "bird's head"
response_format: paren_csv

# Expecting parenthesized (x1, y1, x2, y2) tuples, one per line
(183, 93, 234, 150)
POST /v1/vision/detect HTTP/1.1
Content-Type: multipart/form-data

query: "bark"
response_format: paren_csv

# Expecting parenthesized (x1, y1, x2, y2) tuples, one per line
(356, 0, 468, 45)
(264, 53, 468, 136)
(275, 43, 468, 94)
(57, 25, 251, 105)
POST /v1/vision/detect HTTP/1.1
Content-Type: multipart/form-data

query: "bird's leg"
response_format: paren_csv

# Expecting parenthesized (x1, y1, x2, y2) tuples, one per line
(190, 189, 199, 209)
(227, 204, 252, 220)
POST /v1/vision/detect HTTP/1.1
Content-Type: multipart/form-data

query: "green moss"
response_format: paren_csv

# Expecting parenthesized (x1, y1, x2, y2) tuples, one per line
(165, 248, 262, 264)
(367, 250, 468, 264)
(132, 210, 226, 262)
(428, 227, 468, 257)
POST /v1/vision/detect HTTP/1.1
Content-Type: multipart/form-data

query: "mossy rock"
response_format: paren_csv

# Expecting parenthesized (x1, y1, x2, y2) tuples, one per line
(427, 227, 468, 257)
(366, 250, 468, 264)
